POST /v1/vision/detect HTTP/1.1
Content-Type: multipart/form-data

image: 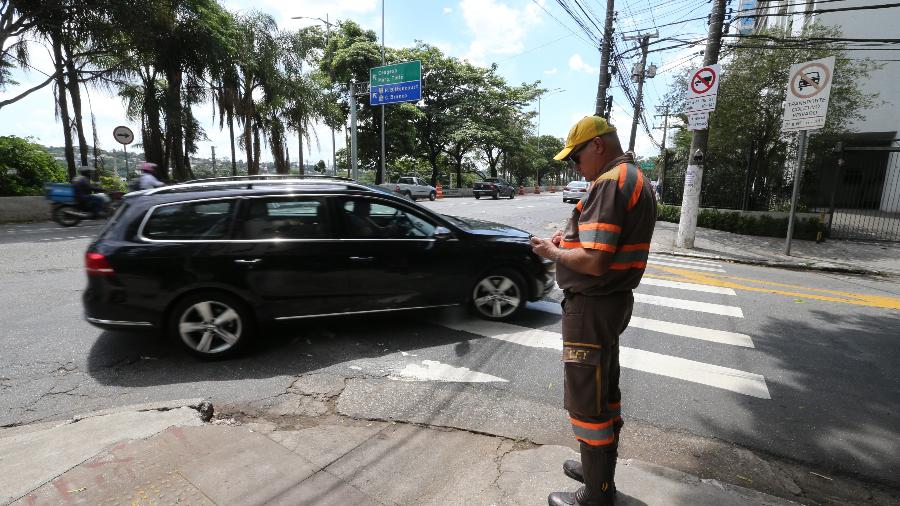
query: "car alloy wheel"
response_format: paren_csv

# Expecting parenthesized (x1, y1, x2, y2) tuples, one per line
(471, 270, 525, 320)
(492, 191, 499, 200)
(170, 292, 253, 359)
(429, 190, 437, 201)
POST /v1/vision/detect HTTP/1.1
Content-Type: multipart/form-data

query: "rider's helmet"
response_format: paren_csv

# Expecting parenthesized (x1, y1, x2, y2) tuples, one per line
(139, 162, 157, 173)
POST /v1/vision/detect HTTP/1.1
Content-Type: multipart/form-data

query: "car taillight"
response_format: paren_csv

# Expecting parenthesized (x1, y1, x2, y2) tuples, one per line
(490, 184, 496, 189)
(565, 187, 572, 191)
(85, 252, 114, 276)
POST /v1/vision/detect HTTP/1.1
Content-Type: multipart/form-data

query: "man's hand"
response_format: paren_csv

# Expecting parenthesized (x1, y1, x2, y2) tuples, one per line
(551, 230, 563, 247)
(530, 236, 559, 261)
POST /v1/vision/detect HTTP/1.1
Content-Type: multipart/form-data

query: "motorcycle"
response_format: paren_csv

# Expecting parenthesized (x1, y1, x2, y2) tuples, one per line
(45, 183, 123, 227)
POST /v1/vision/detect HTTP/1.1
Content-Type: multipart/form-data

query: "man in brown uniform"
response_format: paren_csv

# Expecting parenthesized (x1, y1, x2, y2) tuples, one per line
(530, 116, 656, 505)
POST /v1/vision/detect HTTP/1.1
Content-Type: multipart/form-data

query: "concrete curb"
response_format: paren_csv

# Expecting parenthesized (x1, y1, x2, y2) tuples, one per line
(653, 249, 885, 277)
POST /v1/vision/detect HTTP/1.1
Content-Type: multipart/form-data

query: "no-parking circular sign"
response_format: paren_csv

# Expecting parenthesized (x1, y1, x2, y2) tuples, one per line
(782, 56, 835, 132)
(685, 63, 721, 113)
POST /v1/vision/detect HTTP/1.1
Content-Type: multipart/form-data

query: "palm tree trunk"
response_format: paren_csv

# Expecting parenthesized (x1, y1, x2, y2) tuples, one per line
(63, 49, 88, 169)
(297, 127, 304, 175)
(227, 108, 237, 176)
(165, 66, 185, 181)
(51, 32, 75, 179)
(142, 71, 166, 179)
(252, 123, 261, 175)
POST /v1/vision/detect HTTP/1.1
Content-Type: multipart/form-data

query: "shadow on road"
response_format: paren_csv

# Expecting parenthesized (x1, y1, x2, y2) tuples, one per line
(692, 309, 900, 489)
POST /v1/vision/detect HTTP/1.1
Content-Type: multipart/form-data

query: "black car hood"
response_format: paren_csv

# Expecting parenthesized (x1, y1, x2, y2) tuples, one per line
(448, 216, 531, 238)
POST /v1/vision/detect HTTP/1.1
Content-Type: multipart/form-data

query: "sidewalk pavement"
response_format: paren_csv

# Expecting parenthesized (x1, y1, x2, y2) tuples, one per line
(1, 400, 798, 506)
(651, 221, 900, 277)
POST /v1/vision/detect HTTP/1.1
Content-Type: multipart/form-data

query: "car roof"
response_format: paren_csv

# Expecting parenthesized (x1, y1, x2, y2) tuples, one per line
(568, 180, 589, 185)
(125, 176, 393, 205)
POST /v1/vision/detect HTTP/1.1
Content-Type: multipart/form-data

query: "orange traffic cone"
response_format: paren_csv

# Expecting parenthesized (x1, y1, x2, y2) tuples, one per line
(518, 185, 525, 195)
(534, 185, 541, 194)
(436, 183, 444, 199)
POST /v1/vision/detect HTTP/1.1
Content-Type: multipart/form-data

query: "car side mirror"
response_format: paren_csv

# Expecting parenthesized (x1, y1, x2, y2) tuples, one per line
(433, 226, 453, 240)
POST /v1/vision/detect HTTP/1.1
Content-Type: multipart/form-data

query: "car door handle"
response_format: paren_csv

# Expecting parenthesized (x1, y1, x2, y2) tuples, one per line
(349, 256, 375, 262)
(234, 258, 262, 264)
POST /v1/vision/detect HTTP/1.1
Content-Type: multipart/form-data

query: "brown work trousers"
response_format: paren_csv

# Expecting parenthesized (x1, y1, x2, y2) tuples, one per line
(561, 290, 633, 447)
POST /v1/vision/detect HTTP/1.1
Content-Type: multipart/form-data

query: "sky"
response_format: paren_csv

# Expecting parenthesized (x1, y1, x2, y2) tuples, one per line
(0, 0, 710, 169)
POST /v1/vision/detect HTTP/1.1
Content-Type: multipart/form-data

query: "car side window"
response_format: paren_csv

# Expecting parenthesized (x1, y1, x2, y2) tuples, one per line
(142, 200, 235, 240)
(340, 198, 436, 239)
(398, 177, 412, 185)
(240, 197, 330, 240)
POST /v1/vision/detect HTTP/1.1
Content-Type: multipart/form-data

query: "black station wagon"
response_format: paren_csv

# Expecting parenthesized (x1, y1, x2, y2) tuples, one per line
(84, 176, 556, 358)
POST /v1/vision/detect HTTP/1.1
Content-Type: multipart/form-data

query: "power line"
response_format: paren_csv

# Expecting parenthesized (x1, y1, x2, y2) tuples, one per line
(529, 0, 599, 47)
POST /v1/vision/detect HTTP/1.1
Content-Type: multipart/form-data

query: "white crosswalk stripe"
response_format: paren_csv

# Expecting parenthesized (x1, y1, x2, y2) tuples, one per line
(433, 260, 770, 398)
(648, 254, 721, 267)
(639, 277, 736, 295)
(435, 317, 770, 399)
(634, 293, 744, 317)
(647, 260, 726, 273)
(526, 301, 753, 348)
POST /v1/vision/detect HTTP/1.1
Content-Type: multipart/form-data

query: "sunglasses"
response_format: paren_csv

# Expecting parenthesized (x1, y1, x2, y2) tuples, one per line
(567, 139, 592, 165)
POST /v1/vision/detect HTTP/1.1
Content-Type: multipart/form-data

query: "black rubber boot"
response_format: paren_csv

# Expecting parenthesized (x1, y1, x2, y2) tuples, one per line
(550, 444, 617, 505)
(563, 459, 584, 482)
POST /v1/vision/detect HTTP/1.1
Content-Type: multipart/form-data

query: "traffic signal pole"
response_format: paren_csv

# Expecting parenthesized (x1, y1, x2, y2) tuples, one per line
(675, 0, 727, 249)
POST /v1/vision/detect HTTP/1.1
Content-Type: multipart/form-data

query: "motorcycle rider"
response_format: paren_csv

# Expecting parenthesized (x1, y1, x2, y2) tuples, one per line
(72, 167, 107, 214)
(138, 162, 165, 190)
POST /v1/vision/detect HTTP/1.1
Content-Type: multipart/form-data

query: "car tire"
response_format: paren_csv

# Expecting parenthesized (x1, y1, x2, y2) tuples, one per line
(475, 194, 481, 200)
(509, 191, 515, 200)
(404, 191, 415, 201)
(492, 190, 499, 200)
(470, 268, 527, 321)
(168, 291, 255, 360)
(429, 191, 437, 201)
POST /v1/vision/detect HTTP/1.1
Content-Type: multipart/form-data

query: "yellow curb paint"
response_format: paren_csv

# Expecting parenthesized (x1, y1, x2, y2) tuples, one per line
(643, 269, 900, 310)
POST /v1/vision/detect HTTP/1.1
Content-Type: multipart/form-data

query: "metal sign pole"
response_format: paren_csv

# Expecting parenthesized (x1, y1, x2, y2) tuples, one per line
(785, 129, 808, 255)
(378, 0, 386, 185)
(123, 144, 128, 176)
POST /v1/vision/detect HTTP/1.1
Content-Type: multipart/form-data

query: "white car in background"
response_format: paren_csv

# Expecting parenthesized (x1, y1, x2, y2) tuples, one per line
(562, 180, 589, 203)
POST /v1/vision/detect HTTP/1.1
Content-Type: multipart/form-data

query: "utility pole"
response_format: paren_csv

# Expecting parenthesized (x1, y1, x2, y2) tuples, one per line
(654, 106, 673, 197)
(211, 146, 216, 176)
(378, 0, 386, 185)
(623, 33, 657, 152)
(676, 0, 727, 249)
(595, 0, 615, 117)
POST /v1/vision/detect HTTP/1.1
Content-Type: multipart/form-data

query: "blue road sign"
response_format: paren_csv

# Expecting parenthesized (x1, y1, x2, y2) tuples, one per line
(370, 80, 422, 105)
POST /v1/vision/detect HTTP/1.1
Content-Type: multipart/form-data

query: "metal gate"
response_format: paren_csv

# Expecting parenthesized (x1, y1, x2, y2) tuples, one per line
(823, 144, 900, 242)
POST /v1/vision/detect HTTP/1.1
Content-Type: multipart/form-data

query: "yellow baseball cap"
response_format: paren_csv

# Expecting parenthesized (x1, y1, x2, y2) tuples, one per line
(554, 116, 617, 161)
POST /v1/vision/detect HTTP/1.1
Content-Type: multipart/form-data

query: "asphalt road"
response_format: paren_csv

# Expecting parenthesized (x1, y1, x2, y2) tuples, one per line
(1, 194, 898, 492)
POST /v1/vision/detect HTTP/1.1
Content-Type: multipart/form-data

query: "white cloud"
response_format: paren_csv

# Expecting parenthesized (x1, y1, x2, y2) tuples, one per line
(568, 53, 598, 75)
(544, 67, 558, 75)
(460, 0, 543, 66)
(443, 7, 453, 14)
(258, 0, 378, 29)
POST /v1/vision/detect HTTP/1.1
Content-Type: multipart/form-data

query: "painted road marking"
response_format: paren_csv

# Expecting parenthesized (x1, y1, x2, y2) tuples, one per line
(390, 360, 508, 383)
(634, 293, 744, 317)
(649, 256, 721, 268)
(437, 318, 769, 398)
(654, 267, 900, 311)
(526, 301, 753, 348)
(649, 254, 720, 266)
(648, 260, 726, 273)
(640, 277, 736, 295)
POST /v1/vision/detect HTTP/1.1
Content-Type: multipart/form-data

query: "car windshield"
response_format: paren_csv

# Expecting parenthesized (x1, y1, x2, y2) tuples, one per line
(484, 178, 501, 183)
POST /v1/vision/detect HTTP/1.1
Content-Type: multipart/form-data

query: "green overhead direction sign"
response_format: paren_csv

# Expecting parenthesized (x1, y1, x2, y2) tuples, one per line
(370, 60, 422, 105)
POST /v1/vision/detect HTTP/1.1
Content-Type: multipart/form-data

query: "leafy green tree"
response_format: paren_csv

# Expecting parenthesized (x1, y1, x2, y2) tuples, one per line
(0, 136, 67, 196)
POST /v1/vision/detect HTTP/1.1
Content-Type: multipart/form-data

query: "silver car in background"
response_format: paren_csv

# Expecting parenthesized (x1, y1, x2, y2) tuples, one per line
(562, 180, 589, 203)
